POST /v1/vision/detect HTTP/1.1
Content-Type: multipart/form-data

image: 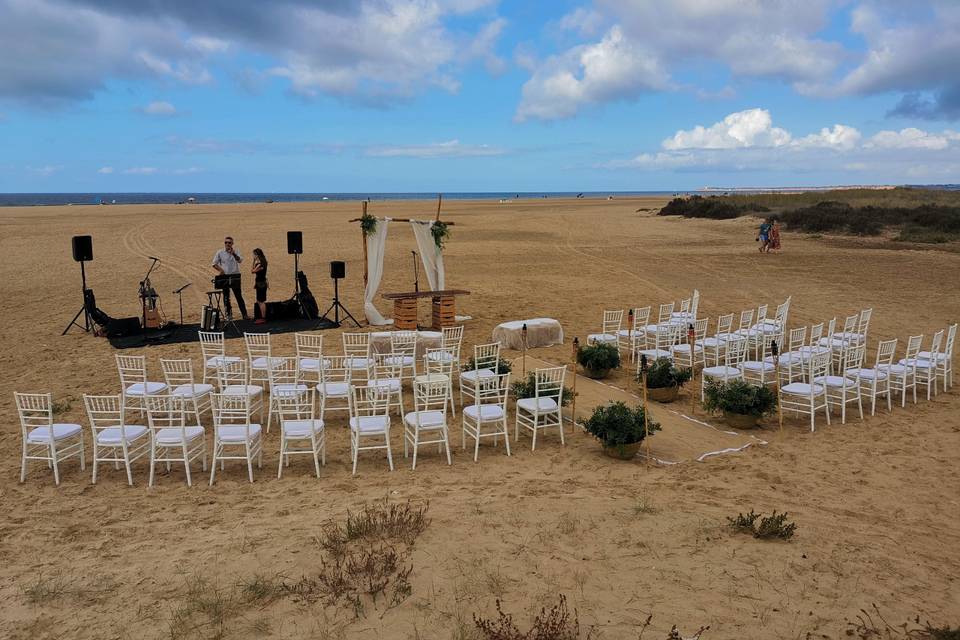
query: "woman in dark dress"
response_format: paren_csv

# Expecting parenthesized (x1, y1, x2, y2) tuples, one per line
(251, 248, 269, 324)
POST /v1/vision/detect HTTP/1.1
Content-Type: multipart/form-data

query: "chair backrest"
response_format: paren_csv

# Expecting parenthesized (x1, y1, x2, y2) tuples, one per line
(601, 309, 623, 334)
(423, 346, 457, 376)
(758, 332, 781, 360)
(216, 359, 249, 388)
(715, 313, 734, 336)
(928, 329, 945, 360)
(145, 394, 192, 436)
(85, 394, 138, 437)
(317, 354, 351, 385)
(839, 314, 857, 336)
(244, 332, 271, 359)
(874, 339, 898, 368)
(475, 372, 510, 408)
(724, 336, 748, 366)
(738, 309, 754, 331)
(275, 387, 319, 423)
(349, 384, 391, 419)
(212, 393, 255, 434)
(904, 334, 924, 362)
(774, 299, 790, 328)
(689, 317, 708, 342)
(295, 332, 324, 360)
(755, 303, 768, 324)
(441, 325, 464, 348)
(654, 323, 676, 350)
(160, 358, 197, 388)
(808, 349, 831, 383)
(944, 323, 958, 358)
(656, 303, 674, 324)
(808, 322, 825, 346)
(787, 326, 807, 353)
(534, 366, 565, 404)
(390, 330, 418, 356)
(472, 342, 501, 371)
(690, 290, 701, 318)
(678, 297, 691, 314)
(343, 332, 370, 357)
(413, 379, 448, 416)
(857, 308, 873, 335)
(267, 356, 300, 389)
(631, 306, 651, 331)
(199, 331, 227, 362)
(842, 343, 866, 372)
(368, 352, 404, 381)
(116, 354, 147, 387)
(15, 392, 52, 440)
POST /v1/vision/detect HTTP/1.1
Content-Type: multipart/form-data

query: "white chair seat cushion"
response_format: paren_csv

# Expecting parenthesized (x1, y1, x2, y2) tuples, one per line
(898, 358, 936, 370)
(742, 360, 775, 372)
(461, 368, 495, 383)
(587, 333, 618, 344)
(813, 375, 852, 388)
(223, 384, 264, 397)
(917, 351, 948, 362)
(782, 382, 825, 395)
(700, 336, 727, 348)
(124, 381, 167, 396)
(670, 344, 703, 354)
(765, 353, 800, 366)
(282, 419, 324, 438)
(317, 381, 350, 397)
(172, 383, 214, 398)
(217, 424, 262, 442)
(384, 355, 415, 366)
(834, 331, 865, 341)
(273, 383, 309, 397)
(879, 363, 909, 375)
(250, 356, 284, 370)
(797, 345, 830, 357)
(425, 351, 456, 363)
(403, 410, 446, 429)
(371, 378, 402, 391)
(638, 349, 672, 360)
(206, 355, 241, 368)
(463, 404, 505, 422)
(154, 426, 205, 445)
(642, 324, 662, 334)
(347, 357, 372, 370)
(845, 368, 887, 381)
(298, 357, 331, 371)
(414, 373, 450, 385)
(27, 423, 82, 444)
(616, 328, 639, 337)
(516, 397, 559, 413)
(96, 425, 149, 445)
(703, 365, 741, 378)
(733, 328, 762, 338)
(350, 415, 390, 433)
(818, 337, 848, 348)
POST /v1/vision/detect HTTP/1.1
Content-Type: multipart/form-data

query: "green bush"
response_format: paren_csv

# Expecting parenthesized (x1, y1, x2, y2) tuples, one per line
(583, 401, 661, 449)
(780, 201, 960, 240)
(658, 195, 767, 220)
(511, 372, 575, 407)
(464, 356, 512, 375)
(639, 357, 692, 389)
(702, 380, 776, 417)
(728, 510, 797, 540)
(576, 342, 621, 375)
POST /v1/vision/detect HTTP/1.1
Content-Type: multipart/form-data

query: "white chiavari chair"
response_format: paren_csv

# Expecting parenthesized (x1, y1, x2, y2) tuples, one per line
(781, 349, 831, 432)
(145, 394, 206, 487)
(403, 378, 451, 469)
(85, 393, 150, 485)
(16, 392, 85, 485)
(210, 392, 263, 484)
(515, 366, 566, 451)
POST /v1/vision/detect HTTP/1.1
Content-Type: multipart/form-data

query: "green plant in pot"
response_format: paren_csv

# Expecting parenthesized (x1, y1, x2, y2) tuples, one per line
(583, 401, 661, 460)
(463, 356, 512, 375)
(702, 379, 776, 429)
(638, 357, 692, 403)
(577, 342, 621, 379)
(511, 372, 576, 406)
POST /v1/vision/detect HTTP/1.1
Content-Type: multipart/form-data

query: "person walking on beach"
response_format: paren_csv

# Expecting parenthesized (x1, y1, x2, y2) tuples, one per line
(757, 218, 772, 252)
(251, 248, 269, 324)
(212, 236, 249, 320)
(769, 217, 782, 251)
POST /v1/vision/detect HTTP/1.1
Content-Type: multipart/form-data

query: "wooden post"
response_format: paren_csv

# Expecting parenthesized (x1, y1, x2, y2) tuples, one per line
(521, 323, 528, 379)
(627, 308, 634, 363)
(570, 337, 579, 428)
(688, 322, 697, 416)
(361, 201, 369, 288)
(772, 339, 784, 434)
(435, 193, 443, 222)
(641, 354, 651, 465)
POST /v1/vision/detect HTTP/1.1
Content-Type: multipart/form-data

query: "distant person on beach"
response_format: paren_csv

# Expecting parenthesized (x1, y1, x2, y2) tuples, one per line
(757, 219, 772, 252)
(251, 248, 269, 324)
(769, 218, 782, 251)
(212, 236, 249, 321)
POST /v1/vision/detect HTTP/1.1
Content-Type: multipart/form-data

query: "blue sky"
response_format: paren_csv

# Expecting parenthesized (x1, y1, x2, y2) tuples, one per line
(1, 0, 958, 192)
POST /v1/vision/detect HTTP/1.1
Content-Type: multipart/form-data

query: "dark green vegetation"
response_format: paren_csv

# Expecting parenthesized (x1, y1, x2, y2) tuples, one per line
(702, 380, 777, 418)
(639, 357, 693, 390)
(657, 188, 960, 243)
(727, 510, 797, 540)
(583, 401, 661, 449)
(511, 372, 576, 407)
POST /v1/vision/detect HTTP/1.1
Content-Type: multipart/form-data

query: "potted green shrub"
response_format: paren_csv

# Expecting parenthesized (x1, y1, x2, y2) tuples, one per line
(638, 357, 692, 403)
(511, 373, 576, 406)
(702, 379, 776, 429)
(583, 401, 661, 460)
(463, 356, 512, 375)
(576, 342, 621, 379)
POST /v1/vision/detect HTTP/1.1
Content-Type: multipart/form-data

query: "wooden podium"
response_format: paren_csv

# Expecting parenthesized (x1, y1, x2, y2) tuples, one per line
(382, 289, 470, 330)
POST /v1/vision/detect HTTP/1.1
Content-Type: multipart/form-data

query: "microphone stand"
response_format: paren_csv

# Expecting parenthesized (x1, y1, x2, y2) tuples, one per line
(412, 251, 420, 293)
(139, 257, 159, 329)
(173, 282, 192, 325)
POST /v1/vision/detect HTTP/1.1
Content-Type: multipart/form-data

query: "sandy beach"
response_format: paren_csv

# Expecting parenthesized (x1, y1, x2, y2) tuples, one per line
(1, 197, 958, 639)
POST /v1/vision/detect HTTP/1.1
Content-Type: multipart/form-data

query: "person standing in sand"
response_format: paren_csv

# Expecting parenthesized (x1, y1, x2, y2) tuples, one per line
(757, 218, 772, 252)
(212, 236, 249, 321)
(251, 248, 269, 324)
(770, 218, 782, 251)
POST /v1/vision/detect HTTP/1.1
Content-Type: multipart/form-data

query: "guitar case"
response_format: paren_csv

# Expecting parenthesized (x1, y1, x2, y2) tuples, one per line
(295, 271, 320, 319)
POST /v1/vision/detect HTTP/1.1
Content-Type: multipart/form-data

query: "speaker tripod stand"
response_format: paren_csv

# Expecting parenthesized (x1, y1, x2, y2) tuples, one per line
(320, 274, 360, 327)
(63, 260, 91, 335)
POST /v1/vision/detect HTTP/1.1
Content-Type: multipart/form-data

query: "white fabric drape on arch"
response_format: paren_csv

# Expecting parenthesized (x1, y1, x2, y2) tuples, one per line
(364, 218, 391, 325)
(410, 220, 445, 290)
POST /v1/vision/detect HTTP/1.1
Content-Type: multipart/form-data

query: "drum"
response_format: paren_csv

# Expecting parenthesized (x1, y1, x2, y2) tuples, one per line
(201, 305, 220, 331)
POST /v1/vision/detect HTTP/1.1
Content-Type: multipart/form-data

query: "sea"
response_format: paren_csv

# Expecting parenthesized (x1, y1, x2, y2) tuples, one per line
(0, 191, 686, 207)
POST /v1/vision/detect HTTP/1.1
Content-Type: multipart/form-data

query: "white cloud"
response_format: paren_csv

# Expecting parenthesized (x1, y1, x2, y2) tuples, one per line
(141, 101, 178, 116)
(794, 124, 862, 150)
(366, 139, 504, 158)
(663, 109, 792, 150)
(97, 166, 114, 174)
(865, 128, 956, 150)
(516, 26, 669, 121)
(122, 167, 159, 175)
(27, 164, 61, 176)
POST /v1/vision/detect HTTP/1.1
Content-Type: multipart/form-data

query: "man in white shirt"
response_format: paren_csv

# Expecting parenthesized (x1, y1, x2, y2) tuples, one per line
(212, 236, 249, 320)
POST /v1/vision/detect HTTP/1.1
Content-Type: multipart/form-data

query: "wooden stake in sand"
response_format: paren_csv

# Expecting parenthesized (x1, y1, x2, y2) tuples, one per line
(772, 339, 784, 434)
(688, 322, 697, 416)
(640, 354, 651, 465)
(570, 337, 579, 428)
(627, 307, 634, 362)
(361, 201, 369, 288)
(521, 323, 528, 378)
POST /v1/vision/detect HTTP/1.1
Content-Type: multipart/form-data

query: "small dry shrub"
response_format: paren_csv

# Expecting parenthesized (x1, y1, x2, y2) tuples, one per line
(727, 510, 796, 540)
(848, 604, 960, 639)
(473, 594, 583, 640)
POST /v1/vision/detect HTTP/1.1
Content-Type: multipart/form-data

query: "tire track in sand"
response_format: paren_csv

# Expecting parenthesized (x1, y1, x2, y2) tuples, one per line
(122, 226, 209, 307)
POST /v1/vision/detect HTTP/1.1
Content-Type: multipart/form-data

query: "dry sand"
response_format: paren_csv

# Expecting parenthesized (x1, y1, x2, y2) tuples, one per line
(0, 197, 958, 639)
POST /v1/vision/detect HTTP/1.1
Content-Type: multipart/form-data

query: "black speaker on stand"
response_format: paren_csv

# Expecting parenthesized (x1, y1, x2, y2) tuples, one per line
(320, 260, 359, 327)
(287, 230, 305, 316)
(63, 235, 93, 335)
